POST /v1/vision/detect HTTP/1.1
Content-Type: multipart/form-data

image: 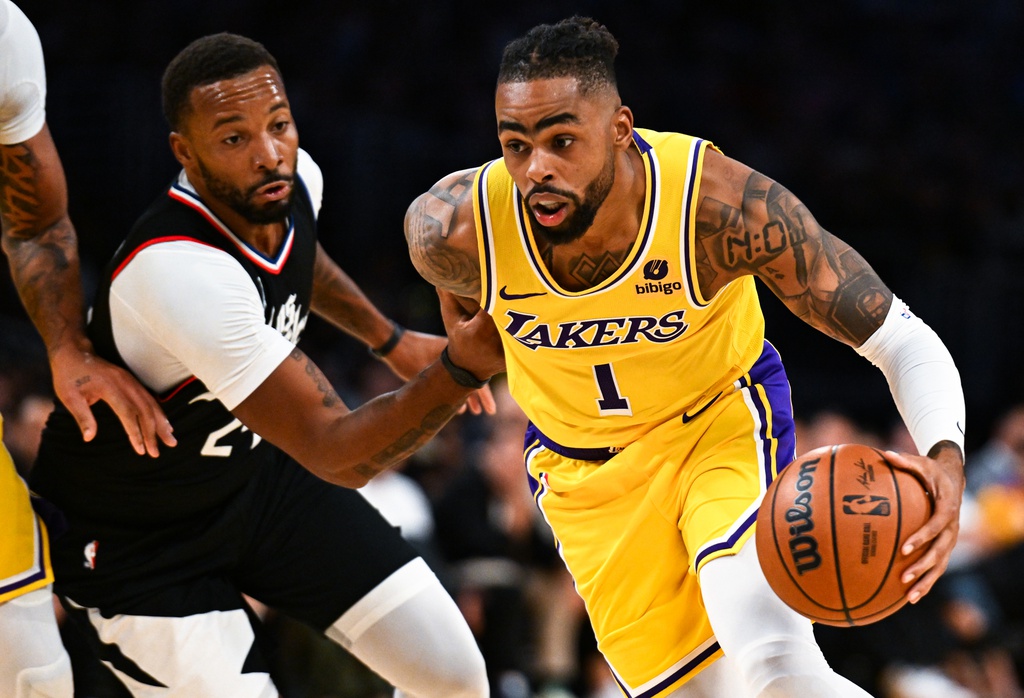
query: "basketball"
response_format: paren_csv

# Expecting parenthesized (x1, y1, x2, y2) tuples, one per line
(755, 443, 932, 627)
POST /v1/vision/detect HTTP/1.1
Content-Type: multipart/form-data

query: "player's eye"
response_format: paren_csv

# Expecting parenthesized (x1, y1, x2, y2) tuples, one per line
(553, 136, 575, 148)
(504, 140, 527, 155)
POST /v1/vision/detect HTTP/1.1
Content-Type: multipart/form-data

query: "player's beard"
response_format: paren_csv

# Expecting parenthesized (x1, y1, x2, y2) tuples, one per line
(526, 146, 616, 246)
(197, 158, 295, 225)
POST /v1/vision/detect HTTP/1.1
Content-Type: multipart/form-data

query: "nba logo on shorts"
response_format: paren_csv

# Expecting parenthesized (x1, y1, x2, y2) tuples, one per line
(83, 540, 98, 570)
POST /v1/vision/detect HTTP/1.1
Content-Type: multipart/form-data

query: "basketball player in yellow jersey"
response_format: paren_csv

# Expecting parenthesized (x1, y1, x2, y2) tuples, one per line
(406, 16, 968, 698)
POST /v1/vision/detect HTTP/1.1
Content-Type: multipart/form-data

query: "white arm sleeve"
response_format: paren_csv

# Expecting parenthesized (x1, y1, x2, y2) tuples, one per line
(855, 295, 966, 455)
(0, 0, 47, 144)
(109, 241, 295, 410)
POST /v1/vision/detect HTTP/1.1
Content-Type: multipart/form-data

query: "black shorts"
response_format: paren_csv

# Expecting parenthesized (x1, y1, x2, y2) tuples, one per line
(50, 449, 418, 631)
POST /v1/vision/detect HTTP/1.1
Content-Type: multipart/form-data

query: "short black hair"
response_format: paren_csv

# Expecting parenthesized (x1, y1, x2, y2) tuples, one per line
(497, 16, 619, 95)
(161, 32, 281, 132)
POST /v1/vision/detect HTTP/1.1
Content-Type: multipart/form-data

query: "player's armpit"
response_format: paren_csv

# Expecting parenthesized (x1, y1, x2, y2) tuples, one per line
(404, 169, 483, 302)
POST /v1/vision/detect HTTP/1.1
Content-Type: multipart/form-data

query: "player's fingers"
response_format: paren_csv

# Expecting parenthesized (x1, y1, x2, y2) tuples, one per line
(902, 528, 954, 593)
(104, 376, 175, 455)
(905, 542, 952, 603)
(463, 394, 483, 415)
(883, 450, 924, 477)
(61, 391, 98, 443)
(901, 507, 951, 555)
(475, 385, 497, 415)
(157, 418, 177, 448)
(436, 288, 470, 323)
(906, 566, 942, 604)
(107, 400, 148, 456)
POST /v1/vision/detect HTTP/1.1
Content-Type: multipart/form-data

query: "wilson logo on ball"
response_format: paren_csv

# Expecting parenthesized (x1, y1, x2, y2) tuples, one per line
(785, 457, 822, 574)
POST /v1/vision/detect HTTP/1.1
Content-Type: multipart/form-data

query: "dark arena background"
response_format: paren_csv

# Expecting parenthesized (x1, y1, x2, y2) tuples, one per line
(3, 2, 1023, 697)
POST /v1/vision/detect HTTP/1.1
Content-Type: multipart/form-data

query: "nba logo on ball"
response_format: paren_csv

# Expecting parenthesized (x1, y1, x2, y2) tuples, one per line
(842, 494, 891, 516)
(756, 444, 932, 626)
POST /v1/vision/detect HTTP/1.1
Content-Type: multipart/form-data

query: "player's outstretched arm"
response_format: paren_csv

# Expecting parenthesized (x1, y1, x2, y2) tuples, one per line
(0, 125, 175, 456)
(310, 241, 494, 414)
(694, 148, 965, 602)
(233, 288, 503, 488)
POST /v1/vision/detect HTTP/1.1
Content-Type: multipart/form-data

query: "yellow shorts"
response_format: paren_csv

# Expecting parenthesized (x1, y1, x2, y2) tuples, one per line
(524, 342, 796, 697)
(0, 414, 53, 604)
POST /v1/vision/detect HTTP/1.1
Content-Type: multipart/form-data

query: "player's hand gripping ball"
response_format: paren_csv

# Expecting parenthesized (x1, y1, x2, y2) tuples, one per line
(755, 444, 932, 626)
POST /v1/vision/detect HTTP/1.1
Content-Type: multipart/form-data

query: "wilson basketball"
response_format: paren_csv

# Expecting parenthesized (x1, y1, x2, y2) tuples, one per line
(755, 443, 932, 627)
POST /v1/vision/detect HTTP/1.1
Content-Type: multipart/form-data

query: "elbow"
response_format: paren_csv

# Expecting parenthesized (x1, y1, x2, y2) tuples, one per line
(330, 466, 373, 489)
(304, 453, 375, 489)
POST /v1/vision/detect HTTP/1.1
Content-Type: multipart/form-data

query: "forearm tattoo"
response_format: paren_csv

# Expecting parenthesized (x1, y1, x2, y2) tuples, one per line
(695, 172, 890, 345)
(1, 142, 81, 348)
(0, 142, 42, 238)
(291, 348, 340, 408)
(405, 172, 481, 297)
(292, 347, 459, 479)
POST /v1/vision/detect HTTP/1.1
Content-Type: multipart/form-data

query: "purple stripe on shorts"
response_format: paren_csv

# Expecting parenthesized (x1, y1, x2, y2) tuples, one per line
(747, 341, 797, 482)
(614, 640, 721, 698)
(692, 342, 795, 571)
(0, 516, 46, 597)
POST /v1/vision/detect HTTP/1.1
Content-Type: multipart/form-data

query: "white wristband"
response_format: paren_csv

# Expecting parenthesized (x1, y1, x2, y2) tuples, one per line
(855, 295, 965, 456)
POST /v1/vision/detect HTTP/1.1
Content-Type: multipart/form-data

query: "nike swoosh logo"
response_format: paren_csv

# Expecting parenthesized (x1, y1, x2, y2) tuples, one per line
(498, 285, 547, 301)
(681, 392, 722, 424)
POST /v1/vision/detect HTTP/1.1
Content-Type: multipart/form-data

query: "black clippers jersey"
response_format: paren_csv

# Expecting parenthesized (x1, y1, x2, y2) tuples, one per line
(30, 175, 318, 527)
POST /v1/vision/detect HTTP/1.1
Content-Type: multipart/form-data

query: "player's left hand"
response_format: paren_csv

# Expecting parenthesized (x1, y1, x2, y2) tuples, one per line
(884, 444, 965, 604)
(382, 329, 496, 415)
(49, 344, 177, 457)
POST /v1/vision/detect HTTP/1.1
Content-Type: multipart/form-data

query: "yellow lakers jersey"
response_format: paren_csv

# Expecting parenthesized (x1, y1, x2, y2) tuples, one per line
(474, 129, 766, 449)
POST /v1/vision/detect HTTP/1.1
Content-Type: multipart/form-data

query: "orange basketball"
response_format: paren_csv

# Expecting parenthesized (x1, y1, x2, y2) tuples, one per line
(755, 443, 932, 626)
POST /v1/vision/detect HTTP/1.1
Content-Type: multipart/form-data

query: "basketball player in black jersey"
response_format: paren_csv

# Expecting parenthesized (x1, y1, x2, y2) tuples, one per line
(29, 33, 503, 697)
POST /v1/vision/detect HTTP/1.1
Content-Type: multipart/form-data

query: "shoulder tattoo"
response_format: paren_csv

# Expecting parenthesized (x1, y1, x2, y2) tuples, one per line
(405, 172, 480, 297)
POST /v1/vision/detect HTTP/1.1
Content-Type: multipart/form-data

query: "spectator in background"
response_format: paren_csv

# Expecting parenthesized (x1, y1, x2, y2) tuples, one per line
(967, 404, 1024, 543)
(433, 377, 557, 698)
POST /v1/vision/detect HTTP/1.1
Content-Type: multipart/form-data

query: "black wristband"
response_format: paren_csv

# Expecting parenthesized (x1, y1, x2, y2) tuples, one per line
(440, 347, 489, 389)
(369, 322, 405, 359)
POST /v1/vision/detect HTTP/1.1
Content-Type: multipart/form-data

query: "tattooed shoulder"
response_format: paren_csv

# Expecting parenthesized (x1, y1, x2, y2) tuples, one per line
(405, 170, 481, 298)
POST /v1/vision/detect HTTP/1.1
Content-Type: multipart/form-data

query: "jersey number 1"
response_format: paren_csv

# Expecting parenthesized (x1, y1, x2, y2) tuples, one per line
(593, 363, 632, 416)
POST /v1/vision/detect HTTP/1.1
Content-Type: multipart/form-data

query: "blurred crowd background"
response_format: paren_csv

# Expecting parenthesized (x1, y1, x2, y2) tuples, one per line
(3, 1, 1024, 697)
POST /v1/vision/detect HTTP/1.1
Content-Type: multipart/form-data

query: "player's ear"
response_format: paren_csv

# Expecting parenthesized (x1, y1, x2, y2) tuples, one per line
(169, 132, 194, 168)
(613, 105, 634, 150)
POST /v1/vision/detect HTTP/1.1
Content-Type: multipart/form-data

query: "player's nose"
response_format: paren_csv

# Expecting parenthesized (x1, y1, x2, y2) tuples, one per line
(525, 148, 556, 183)
(252, 132, 284, 170)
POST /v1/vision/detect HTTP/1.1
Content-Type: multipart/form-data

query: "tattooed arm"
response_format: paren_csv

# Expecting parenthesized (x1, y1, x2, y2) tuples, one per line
(696, 148, 964, 601)
(694, 148, 891, 347)
(1, 124, 175, 455)
(233, 289, 503, 487)
(405, 169, 484, 302)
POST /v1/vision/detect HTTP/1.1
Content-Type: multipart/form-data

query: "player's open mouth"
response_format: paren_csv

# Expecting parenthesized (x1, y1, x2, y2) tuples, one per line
(530, 199, 569, 226)
(255, 181, 292, 201)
